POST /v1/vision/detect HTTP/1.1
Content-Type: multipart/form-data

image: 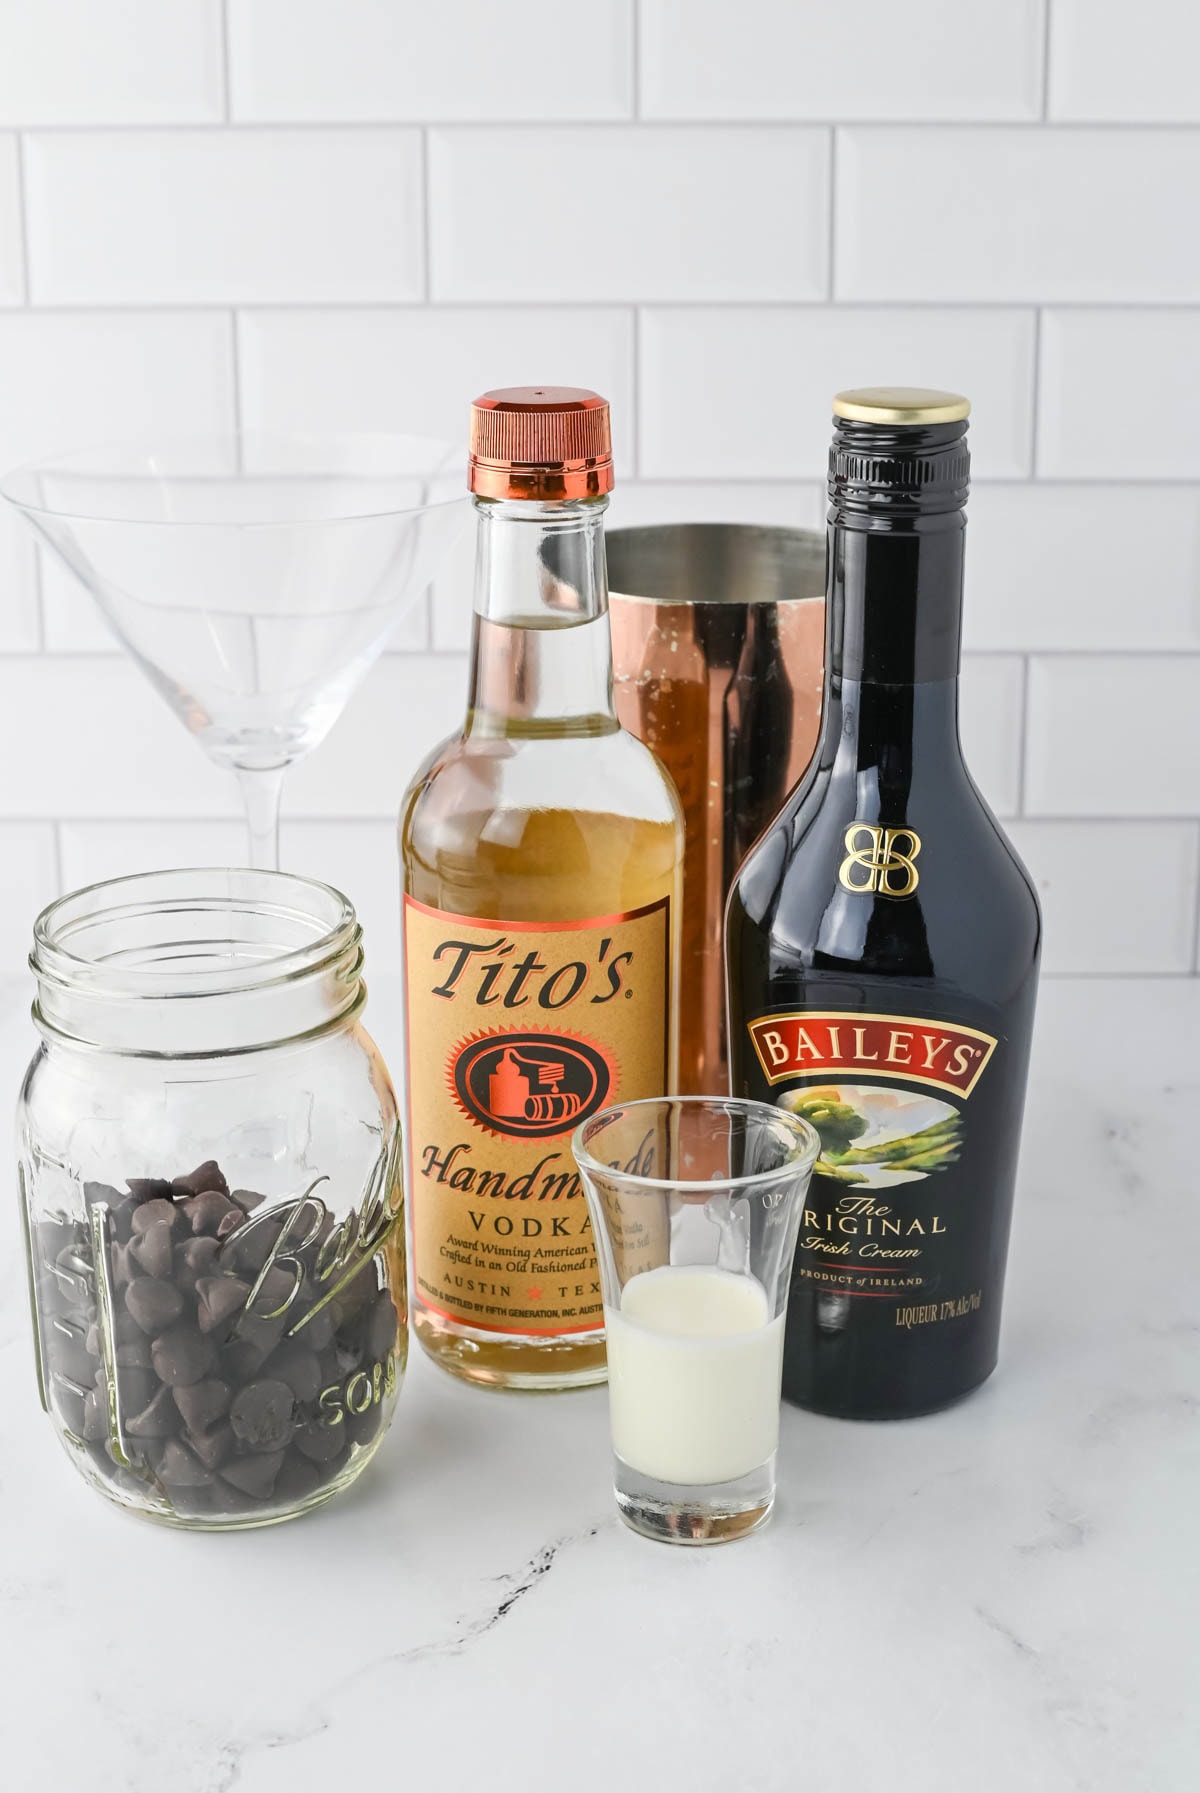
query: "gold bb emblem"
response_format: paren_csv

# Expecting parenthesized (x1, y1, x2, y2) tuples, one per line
(838, 824, 922, 896)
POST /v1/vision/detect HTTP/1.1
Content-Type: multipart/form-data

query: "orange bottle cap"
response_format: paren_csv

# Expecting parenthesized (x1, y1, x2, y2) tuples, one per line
(468, 386, 614, 501)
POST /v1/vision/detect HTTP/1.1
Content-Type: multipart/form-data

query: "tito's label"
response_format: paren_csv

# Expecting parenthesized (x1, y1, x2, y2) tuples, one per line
(746, 1009, 999, 1311)
(404, 895, 671, 1335)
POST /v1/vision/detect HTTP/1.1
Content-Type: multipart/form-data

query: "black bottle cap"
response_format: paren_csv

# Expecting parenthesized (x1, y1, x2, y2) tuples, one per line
(829, 387, 970, 525)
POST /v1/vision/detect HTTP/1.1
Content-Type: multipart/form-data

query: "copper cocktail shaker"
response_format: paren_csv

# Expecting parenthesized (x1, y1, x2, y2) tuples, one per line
(607, 524, 825, 1097)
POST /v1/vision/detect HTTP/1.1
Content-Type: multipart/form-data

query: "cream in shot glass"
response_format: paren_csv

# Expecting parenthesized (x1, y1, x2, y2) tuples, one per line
(573, 1096, 819, 1544)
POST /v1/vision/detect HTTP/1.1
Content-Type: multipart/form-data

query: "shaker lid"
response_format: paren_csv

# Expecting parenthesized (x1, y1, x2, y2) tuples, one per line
(468, 386, 614, 501)
(832, 386, 971, 425)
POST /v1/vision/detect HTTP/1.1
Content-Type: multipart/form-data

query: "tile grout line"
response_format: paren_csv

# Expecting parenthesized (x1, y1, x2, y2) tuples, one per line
(1030, 306, 1043, 476)
(420, 126, 431, 302)
(1016, 654, 1032, 816)
(228, 308, 244, 447)
(10, 297, 1200, 316)
(219, 0, 234, 122)
(1191, 822, 1200, 973)
(826, 127, 838, 300)
(1040, 0, 1054, 122)
(630, 305, 641, 479)
(10, 119, 1200, 134)
(13, 130, 31, 306)
(631, 0, 641, 119)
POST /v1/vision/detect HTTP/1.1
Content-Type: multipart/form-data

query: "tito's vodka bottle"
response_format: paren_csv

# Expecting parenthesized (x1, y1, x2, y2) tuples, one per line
(726, 388, 1041, 1419)
(401, 388, 683, 1391)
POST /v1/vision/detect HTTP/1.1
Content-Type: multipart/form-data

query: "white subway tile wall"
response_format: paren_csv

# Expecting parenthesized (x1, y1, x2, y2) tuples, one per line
(0, 0, 1195, 979)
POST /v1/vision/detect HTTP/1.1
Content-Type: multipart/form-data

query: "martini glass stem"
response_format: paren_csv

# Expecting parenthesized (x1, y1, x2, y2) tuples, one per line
(235, 764, 286, 870)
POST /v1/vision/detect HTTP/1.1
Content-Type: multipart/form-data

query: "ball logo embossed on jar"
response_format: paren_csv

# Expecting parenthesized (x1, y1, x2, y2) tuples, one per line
(449, 1029, 614, 1141)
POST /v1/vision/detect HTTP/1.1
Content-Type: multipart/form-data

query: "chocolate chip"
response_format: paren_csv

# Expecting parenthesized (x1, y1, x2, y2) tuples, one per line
(216, 1208, 244, 1241)
(294, 1303, 335, 1352)
(224, 1215, 281, 1275)
(221, 1337, 272, 1385)
(82, 1390, 108, 1442)
(229, 1188, 264, 1213)
(130, 1219, 174, 1279)
(180, 1190, 238, 1237)
(185, 1421, 233, 1471)
(114, 1335, 154, 1370)
(86, 1309, 140, 1353)
(266, 1342, 322, 1405)
(112, 1368, 158, 1417)
(130, 1198, 179, 1237)
(156, 1438, 213, 1488)
(110, 1240, 138, 1286)
(346, 1400, 382, 1450)
(195, 1275, 251, 1336)
(220, 1450, 285, 1500)
(172, 1161, 229, 1199)
(46, 1324, 97, 1386)
(151, 1323, 215, 1387)
(126, 1178, 174, 1204)
(125, 1277, 185, 1337)
(83, 1181, 123, 1209)
(365, 1293, 400, 1363)
(126, 1384, 180, 1439)
(229, 1379, 295, 1453)
(293, 1419, 344, 1465)
(274, 1451, 323, 1503)
(173, 1378, 231, 1432)
(174, 1236, 221, 1292)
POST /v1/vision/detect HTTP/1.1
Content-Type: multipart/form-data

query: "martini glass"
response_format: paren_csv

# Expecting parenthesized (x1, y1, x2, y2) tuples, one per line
(1, 433, 468, 867)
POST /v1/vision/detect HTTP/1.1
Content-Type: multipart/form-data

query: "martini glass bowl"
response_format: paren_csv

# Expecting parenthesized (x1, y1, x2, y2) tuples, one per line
(1, 433, 468, 867)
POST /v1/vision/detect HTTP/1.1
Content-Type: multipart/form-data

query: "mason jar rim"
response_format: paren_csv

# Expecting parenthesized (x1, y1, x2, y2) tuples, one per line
(30, 868, 365, 1055)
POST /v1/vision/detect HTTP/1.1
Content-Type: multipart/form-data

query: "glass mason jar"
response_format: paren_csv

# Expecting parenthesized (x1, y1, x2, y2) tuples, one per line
(18, 870, 406, 1529)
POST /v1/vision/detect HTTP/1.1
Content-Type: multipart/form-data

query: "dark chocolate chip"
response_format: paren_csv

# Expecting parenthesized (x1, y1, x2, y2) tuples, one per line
(229, 1379, 295, 1453)
(171, 1379, 231, 1434)
(274, 1451, 325, 1503)
(82, 1389, 109, 1442)
(130, 1198, 180, 1237)
(365, 1293, 400, 1362)
(172, 1161, 229, 1199)
(220, 1449, 285, 1500)
(185, 1421, 233, 1471)
(345, 1399, 383, 1450)
(130, 1219, 175, 1279)
(221, 1337, 272, 1384)
(265, 1342, 323, 1405)
(293, 1418, 345, 1465)
(195, 1275, 251, 1336)
(156, 1438, 213, 1488)
(83, 1181, 123, 1208)
(125, 1277, 185, 1337)
(113, 1367, 158, 1417)
(180, 1190, 238, 1237)
(126, 1384, 181, 1439)
(114, 1335, 154, 1370)
(126, 1178, 174, 1204)
(110, 1240, 138, 1286)
(215, 1208, 244, 1241)
(229, 1188, 264, 1213)
(225, 1216, 282, 1275)
(294, 1304, 335, 1352)
(151, 1323, 215, 1387)
(46, 1324, 96, 1386)
(174, 1236, 221, 1292)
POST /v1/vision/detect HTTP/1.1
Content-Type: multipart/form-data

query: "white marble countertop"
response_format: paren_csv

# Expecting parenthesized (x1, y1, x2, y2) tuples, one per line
(1, 974, 1197, 1793)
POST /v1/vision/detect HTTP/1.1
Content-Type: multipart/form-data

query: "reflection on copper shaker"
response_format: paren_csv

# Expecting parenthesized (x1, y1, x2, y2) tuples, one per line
(607, 525, 825, 1096)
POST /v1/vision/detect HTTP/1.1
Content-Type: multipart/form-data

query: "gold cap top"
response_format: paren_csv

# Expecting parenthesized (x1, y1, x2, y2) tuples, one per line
(832, 386, 971, 425)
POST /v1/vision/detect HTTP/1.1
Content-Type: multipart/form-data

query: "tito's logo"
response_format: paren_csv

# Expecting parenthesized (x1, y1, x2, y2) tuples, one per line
(838, 824, 922, 896)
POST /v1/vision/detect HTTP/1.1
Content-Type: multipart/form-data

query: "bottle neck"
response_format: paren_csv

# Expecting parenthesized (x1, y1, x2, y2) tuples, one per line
(466, 495, 616, 737)
(821, 512, 965, 776)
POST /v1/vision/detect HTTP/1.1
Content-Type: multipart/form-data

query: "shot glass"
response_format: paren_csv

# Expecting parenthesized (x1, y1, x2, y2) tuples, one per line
(573, 1096, 820, 1545)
